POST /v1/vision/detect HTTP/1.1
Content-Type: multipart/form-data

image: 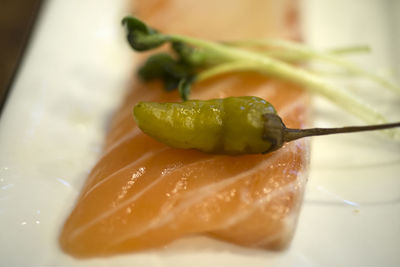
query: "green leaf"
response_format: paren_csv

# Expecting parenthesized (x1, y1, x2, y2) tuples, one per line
(122, 16, 168, 51)
(178, 77, 195, 101)
(138, 53, 175, 81)
(138, 53, 195, 93)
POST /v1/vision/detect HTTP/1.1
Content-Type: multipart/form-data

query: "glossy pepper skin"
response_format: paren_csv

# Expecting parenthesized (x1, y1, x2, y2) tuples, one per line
(133, 96, 276, 154)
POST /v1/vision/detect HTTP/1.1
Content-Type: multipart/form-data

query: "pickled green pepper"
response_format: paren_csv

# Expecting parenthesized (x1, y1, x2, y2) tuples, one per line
(134, 96, 276, 154)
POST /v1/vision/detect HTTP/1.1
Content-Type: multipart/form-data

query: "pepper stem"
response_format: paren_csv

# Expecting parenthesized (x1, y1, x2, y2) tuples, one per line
(262, 113, 400, 153)
(284, 122, 400, 142)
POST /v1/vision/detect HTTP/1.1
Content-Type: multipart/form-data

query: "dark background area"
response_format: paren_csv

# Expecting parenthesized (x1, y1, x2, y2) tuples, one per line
(0, 0, 43, 114)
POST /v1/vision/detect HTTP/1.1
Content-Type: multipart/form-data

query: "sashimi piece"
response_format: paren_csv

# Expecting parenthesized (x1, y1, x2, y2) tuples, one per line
(60, 0, 310, 258)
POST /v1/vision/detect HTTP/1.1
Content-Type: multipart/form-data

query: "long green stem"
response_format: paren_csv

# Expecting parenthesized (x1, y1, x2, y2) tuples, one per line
(224, 39, 400, 95)
(328, 45, 371, 55)
(228, 43, 371, 63)
(196, 61, 260, 82)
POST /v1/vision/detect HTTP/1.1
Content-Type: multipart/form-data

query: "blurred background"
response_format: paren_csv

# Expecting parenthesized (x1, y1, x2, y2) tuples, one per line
(0, 0, 43, 112)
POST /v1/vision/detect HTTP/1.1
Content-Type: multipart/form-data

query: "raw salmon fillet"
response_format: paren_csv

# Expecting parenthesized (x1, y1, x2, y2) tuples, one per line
(60, 0, 310, 258)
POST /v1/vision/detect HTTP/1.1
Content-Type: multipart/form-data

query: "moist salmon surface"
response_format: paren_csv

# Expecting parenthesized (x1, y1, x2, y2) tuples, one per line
(59, 0, 310, 258)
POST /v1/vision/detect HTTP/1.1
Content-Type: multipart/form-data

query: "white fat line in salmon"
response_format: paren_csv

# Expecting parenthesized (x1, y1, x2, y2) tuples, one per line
(104, 144, 299, 249)
(102, 127, 141, 155)
(217, 148, 308, 232)
(253, 153, 309, 247)
(210, 140, 308, 246)
(210, 176, 299, 232)
(80, 146, 170, 201)
(67, 154, 225, 242)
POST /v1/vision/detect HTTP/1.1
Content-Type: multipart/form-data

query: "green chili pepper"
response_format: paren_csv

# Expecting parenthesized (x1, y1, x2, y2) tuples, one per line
(134, 96, 276, 154)
(134, 96, 400, 155)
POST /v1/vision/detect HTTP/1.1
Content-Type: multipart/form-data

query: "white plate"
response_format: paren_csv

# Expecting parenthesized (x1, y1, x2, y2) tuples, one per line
(0, 0, 399, 266)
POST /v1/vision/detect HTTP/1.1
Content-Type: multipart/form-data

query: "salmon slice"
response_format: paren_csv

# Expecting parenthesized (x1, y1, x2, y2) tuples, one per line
(59, 0, 310, 258)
